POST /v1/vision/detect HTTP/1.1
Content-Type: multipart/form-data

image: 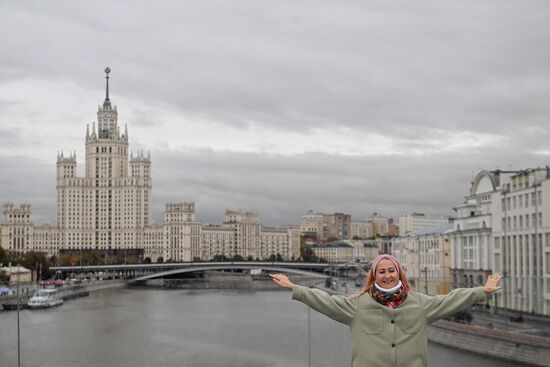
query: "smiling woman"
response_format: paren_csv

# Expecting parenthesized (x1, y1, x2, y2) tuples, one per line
(270, 254, 503, 367)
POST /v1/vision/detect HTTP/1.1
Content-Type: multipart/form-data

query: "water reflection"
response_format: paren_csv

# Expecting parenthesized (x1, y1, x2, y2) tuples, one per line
(0, 289, 530, 367)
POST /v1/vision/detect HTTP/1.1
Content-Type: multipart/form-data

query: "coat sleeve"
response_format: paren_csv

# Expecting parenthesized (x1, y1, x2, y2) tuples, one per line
(419, 287, 486, 323)
(292, 285, 358, 325)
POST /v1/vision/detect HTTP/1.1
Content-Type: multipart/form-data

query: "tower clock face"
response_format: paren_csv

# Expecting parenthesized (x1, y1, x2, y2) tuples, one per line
(105, 67, 111, 74)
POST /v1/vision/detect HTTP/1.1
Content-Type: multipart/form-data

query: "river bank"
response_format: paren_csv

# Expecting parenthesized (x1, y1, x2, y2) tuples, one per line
(0, 280, 123, 311)
(86, 279, 124, 292)
(428, 319, 550, 366)
(129, 272, 322, 290)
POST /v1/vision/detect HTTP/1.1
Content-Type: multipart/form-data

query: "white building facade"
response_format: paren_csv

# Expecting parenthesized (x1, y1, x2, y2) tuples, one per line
(450, 168, 550, 315)
(448, 170, 495, 289)
(300, 211, 352, 241)
(399, 213, 451, 236)
(490, 169, 550, 315)
(392, 224, 452, 295)
(308, 243, 353, 263)
(0, 70, 298, 263)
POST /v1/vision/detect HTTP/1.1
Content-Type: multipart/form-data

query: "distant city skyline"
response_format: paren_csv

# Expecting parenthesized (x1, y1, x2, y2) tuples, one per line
(1, 1, 550, 225)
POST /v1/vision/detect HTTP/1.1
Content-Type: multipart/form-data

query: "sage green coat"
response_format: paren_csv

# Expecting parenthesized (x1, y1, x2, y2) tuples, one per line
(292, 285, 486, 367)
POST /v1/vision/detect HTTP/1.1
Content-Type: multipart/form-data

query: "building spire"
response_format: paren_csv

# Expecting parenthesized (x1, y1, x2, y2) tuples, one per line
(103, 67, 112, 109)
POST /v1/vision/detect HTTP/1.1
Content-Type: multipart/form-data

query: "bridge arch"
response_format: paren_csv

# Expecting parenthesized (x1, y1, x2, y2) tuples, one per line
(129, 265, 328, 283)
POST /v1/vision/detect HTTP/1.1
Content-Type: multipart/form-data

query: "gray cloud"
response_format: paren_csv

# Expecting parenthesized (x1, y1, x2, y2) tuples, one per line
(2, 1, 550, 137)
(0, 155, 56, 224)
(147, 143, 549, 225)
(1, 1, 550, 226)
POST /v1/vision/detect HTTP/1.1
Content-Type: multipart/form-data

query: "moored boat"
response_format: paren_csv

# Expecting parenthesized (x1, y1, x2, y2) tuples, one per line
(27, 289, 64, 309)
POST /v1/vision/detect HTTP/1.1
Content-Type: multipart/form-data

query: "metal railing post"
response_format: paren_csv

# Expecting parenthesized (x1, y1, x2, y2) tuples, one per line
(307, 306, 311, 367)
(16, 267, 21, 367)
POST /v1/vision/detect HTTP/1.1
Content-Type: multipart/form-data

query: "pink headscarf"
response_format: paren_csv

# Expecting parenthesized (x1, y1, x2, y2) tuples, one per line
(349, 253, 409, 298)
(370, 254, 401, 277)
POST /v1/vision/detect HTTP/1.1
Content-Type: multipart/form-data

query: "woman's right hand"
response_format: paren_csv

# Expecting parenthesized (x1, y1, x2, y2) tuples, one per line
(269, 273, 296, 289)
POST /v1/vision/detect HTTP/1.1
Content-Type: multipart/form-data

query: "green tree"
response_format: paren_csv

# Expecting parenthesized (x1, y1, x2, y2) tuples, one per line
(82, 251, 102, 265)
(232, 254, 244, 261)
(49, 255, 58, 267)
(6, 250, 24, 266)
(212, 255, 228, 262)
(21, 251, 51, 280)
(0, 246, 7, 266)
(125, 255, 139, 264)
(300, 242, 319, 263)
(300, 237, 319, 263)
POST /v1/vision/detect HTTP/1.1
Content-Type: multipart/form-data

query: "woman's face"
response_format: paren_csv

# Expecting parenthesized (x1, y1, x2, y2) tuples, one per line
(375, 259, 399, 289)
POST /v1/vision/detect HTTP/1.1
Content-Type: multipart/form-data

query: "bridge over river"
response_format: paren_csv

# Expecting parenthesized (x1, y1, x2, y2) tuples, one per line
(51, 261, 361, 281)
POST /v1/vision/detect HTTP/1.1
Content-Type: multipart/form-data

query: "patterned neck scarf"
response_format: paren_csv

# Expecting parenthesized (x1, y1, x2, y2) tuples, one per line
(369, 282, 408, 308)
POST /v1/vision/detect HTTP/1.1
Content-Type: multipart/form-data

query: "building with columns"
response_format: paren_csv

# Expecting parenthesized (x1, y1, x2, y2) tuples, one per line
(0, 69, 298, 263)
(449, 168, 550, 315)
(448, 170, 495, 290)
(491, 169, 550, 315)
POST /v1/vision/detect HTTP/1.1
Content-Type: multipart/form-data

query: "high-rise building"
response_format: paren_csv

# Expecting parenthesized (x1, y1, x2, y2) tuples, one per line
(0, 69, 297, 263)
(55, 68, 152, 253)
(366, 212, 390, 237)
(351, 221, 369, 239)
(300, 211, 352, 241)
(300, 210, 324, 240)
(399, 213, 451, 236)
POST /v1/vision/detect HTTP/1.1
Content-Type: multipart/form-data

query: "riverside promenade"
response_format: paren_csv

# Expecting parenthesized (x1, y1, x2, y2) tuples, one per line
(428, 319, 550, 366)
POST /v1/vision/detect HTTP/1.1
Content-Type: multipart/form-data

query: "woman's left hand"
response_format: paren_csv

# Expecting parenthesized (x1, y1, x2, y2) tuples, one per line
(483, 274, 503, 293)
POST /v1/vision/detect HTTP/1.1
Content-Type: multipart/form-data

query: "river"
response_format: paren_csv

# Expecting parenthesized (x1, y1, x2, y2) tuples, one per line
(0, 288, 530, 367)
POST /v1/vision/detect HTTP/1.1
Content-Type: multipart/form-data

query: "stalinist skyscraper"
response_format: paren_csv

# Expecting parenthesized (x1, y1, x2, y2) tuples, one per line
(1, 68, 299, 264)
(56, 67, 152, 252)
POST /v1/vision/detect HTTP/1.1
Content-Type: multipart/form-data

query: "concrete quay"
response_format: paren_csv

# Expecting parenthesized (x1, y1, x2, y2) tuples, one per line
(428, 319, 550, 367)
(0, 280, 123, 311)
(131, 273, 321, 290)
(86, 279, 124, 293)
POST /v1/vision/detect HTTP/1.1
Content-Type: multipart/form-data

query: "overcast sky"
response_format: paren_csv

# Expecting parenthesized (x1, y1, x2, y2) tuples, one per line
(1, 1, 549, 226)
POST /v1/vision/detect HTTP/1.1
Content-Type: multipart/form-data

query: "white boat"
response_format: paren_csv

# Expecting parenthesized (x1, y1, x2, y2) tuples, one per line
(27, 289, 64, 309)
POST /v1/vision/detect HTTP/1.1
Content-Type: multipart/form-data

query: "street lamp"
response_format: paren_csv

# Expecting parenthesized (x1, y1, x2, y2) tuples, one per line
(15, 263, 21, 367)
